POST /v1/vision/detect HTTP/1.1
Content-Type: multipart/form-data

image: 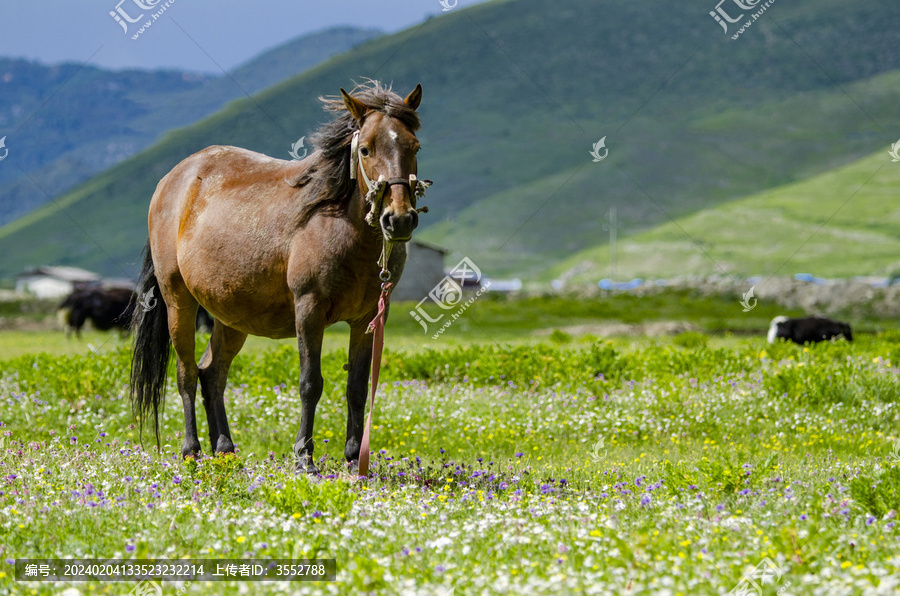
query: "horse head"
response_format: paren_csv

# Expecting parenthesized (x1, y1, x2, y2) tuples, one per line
(341, 84, 424, 243)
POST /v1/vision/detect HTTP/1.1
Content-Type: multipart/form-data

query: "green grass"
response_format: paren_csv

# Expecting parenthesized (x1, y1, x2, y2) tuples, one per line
(4, 288, 900, 361)
(0, 289, 830, 360)
(2, 292, 900, 593)
(1, 0, 898, 279)
(3, 332, 900, 594)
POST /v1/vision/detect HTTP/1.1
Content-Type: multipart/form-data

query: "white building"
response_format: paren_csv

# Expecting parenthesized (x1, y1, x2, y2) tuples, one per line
(15, 266, 100, 298)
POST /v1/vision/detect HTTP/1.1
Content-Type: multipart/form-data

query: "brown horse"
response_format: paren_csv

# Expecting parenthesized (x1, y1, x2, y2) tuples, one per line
(130, 81, 427, 473)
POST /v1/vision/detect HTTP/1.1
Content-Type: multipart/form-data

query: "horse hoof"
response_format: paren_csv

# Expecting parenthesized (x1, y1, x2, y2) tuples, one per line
(215, 436, 235, 454)
(294, 453, 319, 475)
(182, 440, 201, 459)
(295, 460, 320, 475)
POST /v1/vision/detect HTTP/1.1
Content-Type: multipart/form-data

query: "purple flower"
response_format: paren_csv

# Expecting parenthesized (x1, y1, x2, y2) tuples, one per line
(70, 437, 77, 444)
(715, 504, 725, 512)
(173, 476, 182, 485)
(312, 511, 323, 518)
(516, 452, 524, 458)
(126, 544, 135, 552)
(5, 558, 14, 565)
(867, 516, 876, 526)
(799, 514, 808, 521)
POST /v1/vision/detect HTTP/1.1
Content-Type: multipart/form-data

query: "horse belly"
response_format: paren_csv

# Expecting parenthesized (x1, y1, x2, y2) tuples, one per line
(178, 237, 297, 338)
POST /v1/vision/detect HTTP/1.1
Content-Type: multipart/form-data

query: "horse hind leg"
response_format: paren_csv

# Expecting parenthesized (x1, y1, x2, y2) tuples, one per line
(167, 301, 202, 458)
(198, 321, 247, 454)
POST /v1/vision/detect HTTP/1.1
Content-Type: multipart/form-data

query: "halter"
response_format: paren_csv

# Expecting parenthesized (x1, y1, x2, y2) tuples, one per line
(350, 130, 433, 229)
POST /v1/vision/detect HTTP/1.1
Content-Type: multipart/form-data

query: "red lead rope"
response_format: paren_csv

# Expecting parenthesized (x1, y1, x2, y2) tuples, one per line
(357, 282, 392, 478)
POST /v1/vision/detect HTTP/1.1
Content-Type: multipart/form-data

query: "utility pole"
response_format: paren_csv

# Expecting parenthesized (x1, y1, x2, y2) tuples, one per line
(602, 207, 620, 281)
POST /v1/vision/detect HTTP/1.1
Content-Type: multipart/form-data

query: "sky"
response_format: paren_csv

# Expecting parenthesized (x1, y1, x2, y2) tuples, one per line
(0, 0, 488, 73)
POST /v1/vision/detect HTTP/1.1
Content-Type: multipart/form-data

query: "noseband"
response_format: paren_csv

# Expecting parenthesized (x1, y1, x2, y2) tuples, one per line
(350, 130, 432, 228)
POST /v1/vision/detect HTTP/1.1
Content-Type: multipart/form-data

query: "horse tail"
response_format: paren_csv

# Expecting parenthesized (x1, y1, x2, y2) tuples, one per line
(130, 241, 171, 448)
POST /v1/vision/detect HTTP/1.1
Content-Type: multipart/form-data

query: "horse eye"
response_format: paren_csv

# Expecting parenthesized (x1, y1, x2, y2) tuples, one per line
(360, 147, 370, 157)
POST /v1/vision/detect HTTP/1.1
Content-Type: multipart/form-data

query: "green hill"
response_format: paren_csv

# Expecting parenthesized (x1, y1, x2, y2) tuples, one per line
(0, 26, 381, 227)
(548, 146, 900, 284)
(0, 0, 898, 280)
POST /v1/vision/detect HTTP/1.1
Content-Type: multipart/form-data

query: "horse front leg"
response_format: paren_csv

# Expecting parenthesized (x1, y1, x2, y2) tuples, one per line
(344, 321, 374, 470)
(293, 298, 326, 474)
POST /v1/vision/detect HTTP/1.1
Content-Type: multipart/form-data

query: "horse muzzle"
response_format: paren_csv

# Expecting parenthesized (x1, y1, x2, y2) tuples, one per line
(380, 208, 418, 242)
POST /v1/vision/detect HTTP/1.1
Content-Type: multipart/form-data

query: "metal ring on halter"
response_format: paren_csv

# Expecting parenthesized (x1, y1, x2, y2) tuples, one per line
(379, 270, 391, 282)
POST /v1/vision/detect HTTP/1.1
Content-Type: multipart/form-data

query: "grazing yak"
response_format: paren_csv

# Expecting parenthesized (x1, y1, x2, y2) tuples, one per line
(59, 287, 134, 337)
(767, 316, 852, 345)
(59, 287, 214, 336)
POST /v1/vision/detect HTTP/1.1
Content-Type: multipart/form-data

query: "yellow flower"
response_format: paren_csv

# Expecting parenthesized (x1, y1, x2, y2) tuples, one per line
(236, 536, 246, 543)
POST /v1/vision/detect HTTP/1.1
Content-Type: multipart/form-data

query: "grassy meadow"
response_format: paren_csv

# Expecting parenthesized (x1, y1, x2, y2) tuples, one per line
(1, 293, 900, 594)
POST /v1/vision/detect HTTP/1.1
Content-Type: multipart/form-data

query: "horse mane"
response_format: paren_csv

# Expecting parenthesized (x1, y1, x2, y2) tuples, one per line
(297, 80, 421, 225)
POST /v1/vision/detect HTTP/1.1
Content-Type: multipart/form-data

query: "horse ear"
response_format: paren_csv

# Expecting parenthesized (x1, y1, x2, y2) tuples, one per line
(341, 88, 369, 121)
(404, 84, 423, 111)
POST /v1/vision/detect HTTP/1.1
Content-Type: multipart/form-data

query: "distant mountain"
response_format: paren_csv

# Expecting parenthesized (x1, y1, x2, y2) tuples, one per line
(0, 26, 381, 227)
(0, 0, 898, 281)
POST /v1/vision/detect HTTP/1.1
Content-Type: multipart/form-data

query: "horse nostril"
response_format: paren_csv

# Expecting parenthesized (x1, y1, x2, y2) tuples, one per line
(409, 211, 419, 230)
(380, 212, 393, 231)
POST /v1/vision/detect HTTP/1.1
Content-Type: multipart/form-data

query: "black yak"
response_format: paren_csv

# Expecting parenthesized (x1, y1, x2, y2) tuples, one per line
(59, 287, 214, 337)
(767, 316, 852, 345)
(58, 287, 134, 337)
